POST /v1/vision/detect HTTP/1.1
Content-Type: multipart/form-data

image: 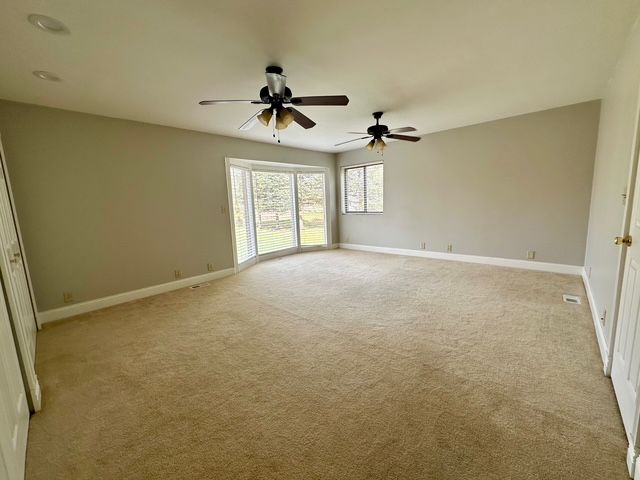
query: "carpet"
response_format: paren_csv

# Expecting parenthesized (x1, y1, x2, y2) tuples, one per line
(26, 250, 628, 479)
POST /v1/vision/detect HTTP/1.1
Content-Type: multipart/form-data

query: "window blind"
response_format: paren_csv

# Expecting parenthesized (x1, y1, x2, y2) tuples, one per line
(252, 171, 297, 255)
(297, 172, 327, 246)
(230, 166, 256, 264)
(344, 163, 383, 213)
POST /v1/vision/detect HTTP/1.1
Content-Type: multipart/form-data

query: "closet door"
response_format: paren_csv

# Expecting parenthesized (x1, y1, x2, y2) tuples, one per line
(0, 141, 40, 411)
(0, 289, 29, 480)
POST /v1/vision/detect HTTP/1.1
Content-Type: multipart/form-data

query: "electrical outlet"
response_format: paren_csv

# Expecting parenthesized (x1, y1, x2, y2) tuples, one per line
(600, 309, 607, 326)
(63, 292, 74, 303)
(447, 244, 453, 253)
(174, 270, 182, 279)
(220, 205, 227, 215)
(207, 263, 214, 272)
(527, 250, 536, 260)
(420, 241, 426, 250)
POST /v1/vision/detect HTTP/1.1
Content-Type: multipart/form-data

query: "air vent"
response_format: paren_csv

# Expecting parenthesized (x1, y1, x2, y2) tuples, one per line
(189, 283, 210, 290)
(562, 294, 581, 305)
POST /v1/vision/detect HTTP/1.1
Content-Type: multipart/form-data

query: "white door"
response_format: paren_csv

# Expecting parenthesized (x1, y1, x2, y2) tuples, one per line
(0, 288, 29, 480)
(0, 141, 40, 411)
(611, 150, 640, 476)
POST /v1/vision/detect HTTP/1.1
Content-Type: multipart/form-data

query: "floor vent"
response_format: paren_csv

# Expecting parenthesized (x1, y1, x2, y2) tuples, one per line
(189, 283, 210, 290)
(562, 294, 581, 305)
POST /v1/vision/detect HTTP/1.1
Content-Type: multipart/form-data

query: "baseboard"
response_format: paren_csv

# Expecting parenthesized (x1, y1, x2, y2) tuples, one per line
(38, 268, 235, 324)
(338, 243, 583, 275)
(581, 268, 611, 374)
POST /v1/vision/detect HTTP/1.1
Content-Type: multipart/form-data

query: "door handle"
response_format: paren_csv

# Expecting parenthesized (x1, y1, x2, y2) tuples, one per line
(614, 235, 633, 247)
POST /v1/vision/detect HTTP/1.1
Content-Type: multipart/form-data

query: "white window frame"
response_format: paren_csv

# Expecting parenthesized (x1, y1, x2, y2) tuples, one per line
(341, 161, 384, 214)
(225, 157, 332, 272)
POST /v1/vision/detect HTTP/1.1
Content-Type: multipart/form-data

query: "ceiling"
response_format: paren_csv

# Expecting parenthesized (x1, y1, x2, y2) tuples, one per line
(1, 0, 639, 153)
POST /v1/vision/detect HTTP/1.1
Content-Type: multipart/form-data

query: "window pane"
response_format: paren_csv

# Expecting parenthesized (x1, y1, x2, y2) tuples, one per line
(253, 171, 297, 255)
(365, 164, 384, 212)
(345, 167, 365, 212)
(298, 173, 327, 246)
(230, 166, 256, 263)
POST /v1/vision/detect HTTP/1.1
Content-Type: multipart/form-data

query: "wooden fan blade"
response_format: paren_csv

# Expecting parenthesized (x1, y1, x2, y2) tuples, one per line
(289, 95, 349, 106)
(266, 72, 287, 97)
(385, 134, 421, 142)
(199, 100, 263, 105)
(289, 108, 316, 129)
(238, 110, 263, 131)
(388, 127, 417, 133)
(335, 136, 371, 146)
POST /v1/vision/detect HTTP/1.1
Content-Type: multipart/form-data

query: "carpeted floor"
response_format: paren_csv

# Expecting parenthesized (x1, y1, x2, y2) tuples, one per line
(26, 250, 628, 479)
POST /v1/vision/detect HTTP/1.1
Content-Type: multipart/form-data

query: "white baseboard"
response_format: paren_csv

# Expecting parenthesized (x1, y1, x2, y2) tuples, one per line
(38, 268, 235, 324)
(338, 243, 583, 275)
(581, 268, 610, 374)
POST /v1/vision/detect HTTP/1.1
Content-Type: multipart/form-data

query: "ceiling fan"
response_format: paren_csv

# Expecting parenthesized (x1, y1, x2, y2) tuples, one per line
(199, 66, 349, 140)
(335, 112, 420, 152)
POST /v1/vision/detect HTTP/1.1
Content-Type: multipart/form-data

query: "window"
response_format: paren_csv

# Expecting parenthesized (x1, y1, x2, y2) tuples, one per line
(343, 163, 383, 213)
(228, 160, 330, 266)
(252, 171, 297, 255)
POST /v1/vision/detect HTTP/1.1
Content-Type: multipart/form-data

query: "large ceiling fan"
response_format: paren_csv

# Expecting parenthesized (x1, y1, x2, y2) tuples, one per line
(199, 66, 349, 139)
(335, 112, 420, 152)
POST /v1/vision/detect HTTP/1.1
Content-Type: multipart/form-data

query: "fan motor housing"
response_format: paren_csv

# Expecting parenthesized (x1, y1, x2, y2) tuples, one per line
(367, 125, 388, 137)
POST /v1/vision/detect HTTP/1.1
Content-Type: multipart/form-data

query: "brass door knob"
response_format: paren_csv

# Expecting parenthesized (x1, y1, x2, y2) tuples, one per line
(615, 235, 633, 247)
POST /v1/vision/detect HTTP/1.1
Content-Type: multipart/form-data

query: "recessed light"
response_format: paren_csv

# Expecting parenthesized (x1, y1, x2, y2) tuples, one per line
(27, 14, 69, 34)
(32, 71, 61, 82)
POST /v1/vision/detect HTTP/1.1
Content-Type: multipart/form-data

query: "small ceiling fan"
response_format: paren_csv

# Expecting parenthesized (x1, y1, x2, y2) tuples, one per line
(335, 112, 420, 152)
(199, 66, 349, 139)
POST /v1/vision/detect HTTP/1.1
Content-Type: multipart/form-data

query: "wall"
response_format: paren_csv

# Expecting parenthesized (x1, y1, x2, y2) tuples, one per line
(337, 101, 600, 266)
(584, 19, 640, 364)
(0, 100, 337, 311)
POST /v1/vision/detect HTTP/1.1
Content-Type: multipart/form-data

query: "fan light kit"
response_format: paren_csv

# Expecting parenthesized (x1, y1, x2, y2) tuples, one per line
(336, 112, 420, 154)
(27, 14, 69, 34)
(199, 66, 349, 143)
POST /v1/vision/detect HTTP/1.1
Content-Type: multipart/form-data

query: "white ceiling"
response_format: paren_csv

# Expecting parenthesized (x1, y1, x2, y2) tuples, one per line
(1, 0, 639, 153)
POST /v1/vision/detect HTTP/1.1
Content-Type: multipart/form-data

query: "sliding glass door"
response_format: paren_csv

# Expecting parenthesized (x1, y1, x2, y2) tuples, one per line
(228, 161, 330, 268)
(252, 171, 297, 256)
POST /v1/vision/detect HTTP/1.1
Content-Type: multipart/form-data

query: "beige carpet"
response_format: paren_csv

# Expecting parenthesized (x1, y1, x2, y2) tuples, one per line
(26, 250, 628, 479)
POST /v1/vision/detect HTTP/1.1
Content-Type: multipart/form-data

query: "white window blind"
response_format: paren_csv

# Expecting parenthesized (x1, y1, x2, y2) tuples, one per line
(344, 163, 383, 213)
(297, 172, 327, 246)
(253, 171, 297, 255)
(230, 166, 256, 264)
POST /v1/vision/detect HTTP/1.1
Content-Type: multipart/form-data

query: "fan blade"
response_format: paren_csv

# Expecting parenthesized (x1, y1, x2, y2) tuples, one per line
(388, 127, 417, 133)
(238, 110, 263, 131)
(199, 100, 263, 105)
(266, 72, 287, 97)
(288, 108, 316, 129)
(347, 131, 369, 134)
(289, 95, 349, 106)
(385, 134, 421, 142)
(335, 136, 371, 146)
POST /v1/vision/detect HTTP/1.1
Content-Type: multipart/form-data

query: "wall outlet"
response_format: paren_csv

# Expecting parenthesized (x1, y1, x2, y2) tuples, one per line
(207, 263, 214, 272)
(63, 292, 74, 303)
(447, 244, 453, 253)
(174, 270, 182, 279)
(220, 205, 227, 215)
(600, 309, 607, 326)
(420, 241, 426, 250)
(527, 250, 536, 260)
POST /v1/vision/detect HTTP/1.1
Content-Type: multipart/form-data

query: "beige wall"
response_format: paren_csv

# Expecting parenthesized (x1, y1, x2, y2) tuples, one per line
(584, 21, 640, 357)
(0, 100, 337, 311)
(338, 101, 600, 266)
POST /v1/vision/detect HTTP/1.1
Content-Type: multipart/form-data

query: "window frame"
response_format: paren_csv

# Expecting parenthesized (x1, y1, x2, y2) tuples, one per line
(342, 162, 384, 214)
